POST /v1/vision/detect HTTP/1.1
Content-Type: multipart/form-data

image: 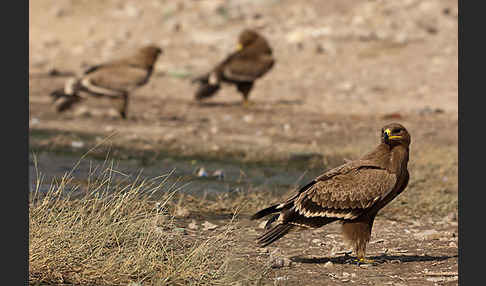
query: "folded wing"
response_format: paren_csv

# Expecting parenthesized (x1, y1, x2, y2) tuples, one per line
(222, 54, 274, 82)
(294, 167, 397, 220)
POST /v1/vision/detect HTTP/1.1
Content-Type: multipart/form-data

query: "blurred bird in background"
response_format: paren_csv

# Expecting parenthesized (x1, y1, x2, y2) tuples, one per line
(50, 45, 162, 119)
(192, 29, 275, 106)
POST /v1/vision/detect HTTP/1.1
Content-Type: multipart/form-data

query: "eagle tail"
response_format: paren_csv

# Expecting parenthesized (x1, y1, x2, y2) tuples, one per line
(194, 82, 220, 100)
(250, 204, 280, 220)
(256, 223, 294, 247)
(264, 214, 279, 229)
(50, 90, 82, 112)
(49, 88, 69, 101)
(50, 77, 84, 112)
(56, 96, 82, 112)
(192, 73, 221, 100)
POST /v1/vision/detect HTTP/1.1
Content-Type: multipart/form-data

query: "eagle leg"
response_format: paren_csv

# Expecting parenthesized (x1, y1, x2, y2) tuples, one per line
(342, 213, 377, 264)
(236, 82, 254, 106)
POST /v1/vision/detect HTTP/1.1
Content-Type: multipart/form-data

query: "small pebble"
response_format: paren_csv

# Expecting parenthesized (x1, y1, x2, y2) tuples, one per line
(71, 141, 84, 148)
(323, 261, 334, 268)
(269, 249, 292, 268)
(212, 169, 224, 180)
(30, 118, 40, 125)
(174, 207, 190, 218)
(188, 220, 198, 230)
(202, 221, 218, 231)
(197, 167, 208, 177)
(311, 239, 322, 244)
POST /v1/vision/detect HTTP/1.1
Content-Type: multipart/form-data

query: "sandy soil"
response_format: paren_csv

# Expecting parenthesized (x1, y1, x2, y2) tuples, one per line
(29, 0, 458, 285)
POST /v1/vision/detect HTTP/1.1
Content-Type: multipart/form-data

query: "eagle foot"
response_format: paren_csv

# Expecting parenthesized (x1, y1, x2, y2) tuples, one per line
(242, 99, 254, 108)
(353, 258, 376, 265)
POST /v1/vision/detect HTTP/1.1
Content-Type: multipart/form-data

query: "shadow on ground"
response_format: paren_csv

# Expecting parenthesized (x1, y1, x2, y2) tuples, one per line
(194, 101, 244, 107)
(291, 254, 458, 265)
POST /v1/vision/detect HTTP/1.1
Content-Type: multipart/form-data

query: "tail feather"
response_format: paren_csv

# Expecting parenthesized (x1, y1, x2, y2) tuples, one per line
(192, 72, 221, 100)
(194, 83, 220, 100)
(50, 89, 67, 102)
(265, 214, 279, 229)
(250, 204, 280, 220)
(256, 224, 294, 247)
(49, 89, 82, 112)
(49, 76, 83, 112)
(55, 95, 82, 112)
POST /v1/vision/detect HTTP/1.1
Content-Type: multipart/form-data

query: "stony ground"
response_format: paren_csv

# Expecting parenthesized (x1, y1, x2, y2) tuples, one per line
(29, 0, 458, 285)
(174, 211, 458, 285)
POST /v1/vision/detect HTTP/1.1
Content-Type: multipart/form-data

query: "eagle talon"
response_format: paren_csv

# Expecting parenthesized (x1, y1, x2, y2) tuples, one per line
(353, 258, 375, 265)
(242, 99, 254, 107)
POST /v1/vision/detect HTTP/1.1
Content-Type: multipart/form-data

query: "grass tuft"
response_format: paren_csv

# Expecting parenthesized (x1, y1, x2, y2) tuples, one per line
(29, 155, 253, 286)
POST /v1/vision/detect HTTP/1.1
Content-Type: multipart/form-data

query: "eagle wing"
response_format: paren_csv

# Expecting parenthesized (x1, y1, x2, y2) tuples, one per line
(80, 65, 150, 96)
(222, 54, 274, 82)
(293, 165, 397, 221)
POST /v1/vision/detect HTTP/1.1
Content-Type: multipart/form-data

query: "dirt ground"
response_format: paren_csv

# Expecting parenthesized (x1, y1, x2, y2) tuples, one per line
(175, 210, 458, 286)
(29, 0, 458, 285)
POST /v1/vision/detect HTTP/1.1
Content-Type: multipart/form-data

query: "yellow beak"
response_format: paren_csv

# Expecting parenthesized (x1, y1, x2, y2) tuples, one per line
(236, 43, 243, 51)
(384, 128, 402, 140)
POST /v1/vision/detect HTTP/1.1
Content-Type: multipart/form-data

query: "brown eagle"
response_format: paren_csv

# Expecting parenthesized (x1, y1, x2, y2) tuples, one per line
(251, 123, 411, 263)
(192, 29, 275, 105)
(50, 45, 162, 119)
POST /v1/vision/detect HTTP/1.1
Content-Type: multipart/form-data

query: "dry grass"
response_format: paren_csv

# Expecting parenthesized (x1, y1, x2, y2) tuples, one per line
(28, 154, 265, 286)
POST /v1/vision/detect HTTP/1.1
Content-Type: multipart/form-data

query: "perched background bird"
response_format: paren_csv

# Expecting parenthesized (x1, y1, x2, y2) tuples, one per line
(50, 45, 162, 119)
(251, 123, 411, 264)
(192, 29, 275, 106)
